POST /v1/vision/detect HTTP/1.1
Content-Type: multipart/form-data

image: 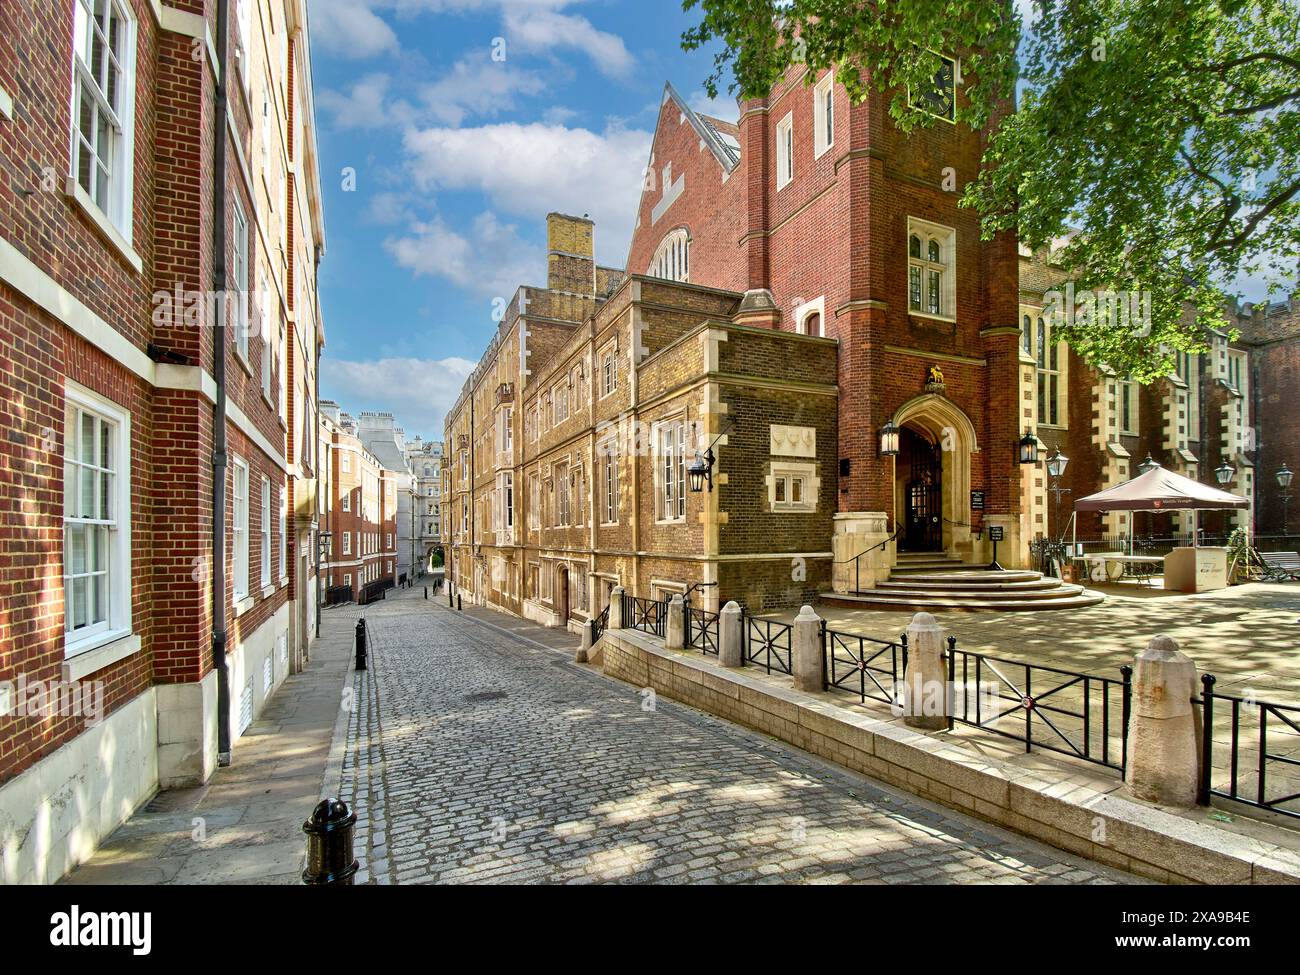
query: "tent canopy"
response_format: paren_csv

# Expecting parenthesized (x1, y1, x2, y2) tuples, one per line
(1074, 465, 1249, 513)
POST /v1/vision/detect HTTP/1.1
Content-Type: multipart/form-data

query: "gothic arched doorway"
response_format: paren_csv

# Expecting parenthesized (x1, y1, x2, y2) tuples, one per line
(899, 427, 943, 551)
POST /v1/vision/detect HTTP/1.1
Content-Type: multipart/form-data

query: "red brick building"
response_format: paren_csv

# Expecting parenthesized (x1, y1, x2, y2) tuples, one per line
(319, 403, 399, 601)
(0, 0, 326, 883)
(626, 76, 1297, 586)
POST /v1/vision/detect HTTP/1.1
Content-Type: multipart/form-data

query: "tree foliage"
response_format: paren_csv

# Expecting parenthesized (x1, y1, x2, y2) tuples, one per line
(682, 0, 1300, 380)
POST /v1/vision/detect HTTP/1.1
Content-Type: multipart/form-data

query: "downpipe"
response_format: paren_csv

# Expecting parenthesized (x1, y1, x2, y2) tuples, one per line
(210, 0, 232, 766)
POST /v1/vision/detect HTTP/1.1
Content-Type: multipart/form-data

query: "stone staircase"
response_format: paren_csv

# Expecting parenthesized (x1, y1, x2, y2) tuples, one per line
(820, 552, 1105, 612)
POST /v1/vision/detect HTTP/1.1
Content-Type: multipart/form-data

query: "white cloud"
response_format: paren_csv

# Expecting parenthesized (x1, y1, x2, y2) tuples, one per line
(385, 211, 543, 297)
(317, 74, 414, 130)
(321, 355, 477, 439)
(309, 0, 399, 60)
(318, 57, 547, 131)
(401, 121, 651, 265)
(502, 7, 635, 80)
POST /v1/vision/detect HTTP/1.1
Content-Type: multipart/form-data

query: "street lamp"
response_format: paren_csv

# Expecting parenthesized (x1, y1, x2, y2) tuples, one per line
(1045, 449, 1071, 557)
(1277, 463, 1294, 534)
(687, 449, 714, 493)
(879, 420, 899, 457)
(1215, 461, 1236, 486)
(1017, 428, 1039, 466)
(1138, 454, 1158, 475)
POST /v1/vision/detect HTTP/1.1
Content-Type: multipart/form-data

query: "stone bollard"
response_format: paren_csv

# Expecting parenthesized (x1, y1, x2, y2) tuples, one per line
(902, 612, 948, 729)
(1125, 635, 1201, 807)
(575, 620, 592, 663)
(665, 594, 685, 650)
(719, 601, 743, 668)
(609, 586, 625, 629)
(792, 605, 824, 692)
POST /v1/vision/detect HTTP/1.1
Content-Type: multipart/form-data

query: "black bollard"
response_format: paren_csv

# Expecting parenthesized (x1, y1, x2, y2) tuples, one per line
(457, 592, 462, 611)
(424, 586, 428, 600)
(302, 798, 359, 885)
(355, 618, 367, 670)
(448, 586, 453, 607)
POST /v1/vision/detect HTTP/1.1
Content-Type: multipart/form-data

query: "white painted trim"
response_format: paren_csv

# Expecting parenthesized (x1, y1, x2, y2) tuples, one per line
(63, 633, 141, 682)
(0, 235, 154, 380)
(64, 177, 144, 273)
(0, 85, 13, 120)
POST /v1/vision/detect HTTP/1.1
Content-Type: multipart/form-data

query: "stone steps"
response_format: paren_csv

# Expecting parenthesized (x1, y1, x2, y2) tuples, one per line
(822, 560, 1106, 613)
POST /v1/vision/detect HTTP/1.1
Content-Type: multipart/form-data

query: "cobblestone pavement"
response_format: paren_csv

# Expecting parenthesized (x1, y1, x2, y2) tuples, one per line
(333, 589, 1139, 885)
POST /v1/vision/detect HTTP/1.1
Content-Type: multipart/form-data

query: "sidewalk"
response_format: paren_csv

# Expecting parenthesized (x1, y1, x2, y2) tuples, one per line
(62, 607, 358, 885)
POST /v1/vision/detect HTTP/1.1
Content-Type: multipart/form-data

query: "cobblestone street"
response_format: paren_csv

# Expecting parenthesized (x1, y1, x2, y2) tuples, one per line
(330, 588, 1136, 885)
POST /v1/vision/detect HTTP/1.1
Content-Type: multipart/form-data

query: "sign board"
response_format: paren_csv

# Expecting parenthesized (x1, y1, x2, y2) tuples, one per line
(988, 526, 1005, 542)
(970, 490, 985, 511)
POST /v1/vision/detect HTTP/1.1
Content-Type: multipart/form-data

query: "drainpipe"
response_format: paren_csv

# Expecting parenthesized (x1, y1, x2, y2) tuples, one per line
(210, 0, 233, 767)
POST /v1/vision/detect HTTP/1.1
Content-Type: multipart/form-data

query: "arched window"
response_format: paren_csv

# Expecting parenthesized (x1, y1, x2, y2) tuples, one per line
(1022, 314, 1032, 355)
(648, 228, 691, 283)
(906, 220, 953, 317)
(804, 312, 821, 337)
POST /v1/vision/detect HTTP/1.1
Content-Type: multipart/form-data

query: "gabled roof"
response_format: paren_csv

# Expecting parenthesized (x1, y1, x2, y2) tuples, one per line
(662, 82, 741, 173)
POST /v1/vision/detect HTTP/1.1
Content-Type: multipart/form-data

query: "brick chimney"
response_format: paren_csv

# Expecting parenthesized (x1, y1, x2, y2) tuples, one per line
(546, 212, 596, 295)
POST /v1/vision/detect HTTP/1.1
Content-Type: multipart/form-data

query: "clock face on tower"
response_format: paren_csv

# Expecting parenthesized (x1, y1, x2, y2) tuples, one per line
(912, 55, 956, 122)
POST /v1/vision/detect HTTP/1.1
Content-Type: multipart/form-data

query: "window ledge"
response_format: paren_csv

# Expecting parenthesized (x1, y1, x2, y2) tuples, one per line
(64, 177, 143, 274)
(63, 631, 141, 682)
(908, 310, 957, 325)
(261, 583, 275, 599)
(232, 594, 255, 617)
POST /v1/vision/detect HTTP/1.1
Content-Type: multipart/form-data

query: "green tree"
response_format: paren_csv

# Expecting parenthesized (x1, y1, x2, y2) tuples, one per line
(682, 0, 1300, 380)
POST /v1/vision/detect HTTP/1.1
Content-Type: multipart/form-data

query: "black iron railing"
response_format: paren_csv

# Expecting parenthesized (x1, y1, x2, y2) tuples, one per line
(832, 526, 901, 594)
(823, 624, 907, 708)
(742, 613, 793, 675)
(684, 604, 719, 656)
(589, 602, 610, 646)
(946, 638, 1132, 772)
(325, 584, 353, 606)
(1196, 676, 1300, 821)
(623, 593, 667, 638)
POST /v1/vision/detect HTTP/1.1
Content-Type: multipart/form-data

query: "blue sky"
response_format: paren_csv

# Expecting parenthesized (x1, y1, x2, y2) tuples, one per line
(306, 1, 1284, 443)
(307, 0, 734, 441)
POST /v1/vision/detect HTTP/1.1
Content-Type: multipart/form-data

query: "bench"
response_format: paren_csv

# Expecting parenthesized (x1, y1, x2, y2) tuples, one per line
(1260, 551, 1300, 581)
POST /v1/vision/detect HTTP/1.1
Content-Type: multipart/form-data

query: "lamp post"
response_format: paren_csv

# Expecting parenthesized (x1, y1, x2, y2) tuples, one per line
(1277, 463, 1294, 535)
(1138, 454, 1158, 475)
(1045, 450, 1070, 579)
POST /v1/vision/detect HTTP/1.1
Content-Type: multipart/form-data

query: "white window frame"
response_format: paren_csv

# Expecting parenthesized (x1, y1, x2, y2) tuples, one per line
(775, 112, 794, 190)
(63, 382, 132, 655)
(341, 492, 350, 512)
(655, 420, 688, 523)
(769, 463, 818, 513)
(814, 71, 834, 158)
(1119, 374, 1139, 436)
(648, 228, 690, 283)
(1024, 309, 1068, 429)
(69, 0, 138, 241)
(906, 217, 956, 322)
(279, 486, 287, 580)
(232, 198, 250, 360)
(602, 448, 619, 525)
(342, 531, 351, 555)
(260, 476, 272, 588)
(232, 458, 250, 602)
(341, 451, 350, 474)
(600, 342, 619, 397)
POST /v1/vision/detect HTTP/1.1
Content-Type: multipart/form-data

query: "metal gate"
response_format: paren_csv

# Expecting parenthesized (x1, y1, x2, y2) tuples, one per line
(904, 433, 942, 551)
